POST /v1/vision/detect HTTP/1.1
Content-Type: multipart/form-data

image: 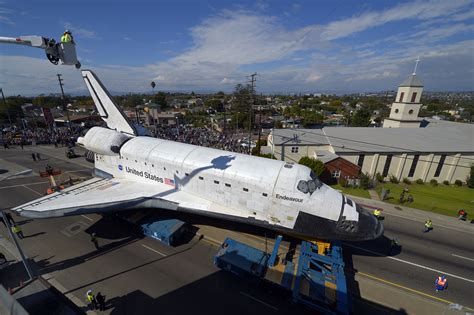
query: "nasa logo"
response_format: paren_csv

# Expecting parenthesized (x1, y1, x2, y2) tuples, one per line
(118, 165, 123, 171)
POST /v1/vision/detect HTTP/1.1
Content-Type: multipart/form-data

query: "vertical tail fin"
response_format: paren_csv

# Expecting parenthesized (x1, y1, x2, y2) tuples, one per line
(81, 70, 137, 136)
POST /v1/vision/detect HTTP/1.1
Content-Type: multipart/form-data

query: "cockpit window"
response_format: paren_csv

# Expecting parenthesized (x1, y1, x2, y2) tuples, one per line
(297, 180, 309, 193)
(298, 172, 323, 195)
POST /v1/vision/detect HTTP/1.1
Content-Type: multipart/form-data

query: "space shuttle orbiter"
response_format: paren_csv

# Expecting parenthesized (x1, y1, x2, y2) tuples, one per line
(12, 70, 383, 241)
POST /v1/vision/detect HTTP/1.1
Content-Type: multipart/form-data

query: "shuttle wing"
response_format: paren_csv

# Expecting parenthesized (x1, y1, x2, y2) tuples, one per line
(12, 177, 243, 220)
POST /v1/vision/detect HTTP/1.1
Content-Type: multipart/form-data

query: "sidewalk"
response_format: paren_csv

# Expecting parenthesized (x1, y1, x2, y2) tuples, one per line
(348, 194, 474, 235)
(0, 235, 94, 315)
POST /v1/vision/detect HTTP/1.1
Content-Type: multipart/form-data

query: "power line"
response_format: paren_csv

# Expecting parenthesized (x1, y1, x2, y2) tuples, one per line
(282, 128, 474, 165)
(274, 129, 474, 170)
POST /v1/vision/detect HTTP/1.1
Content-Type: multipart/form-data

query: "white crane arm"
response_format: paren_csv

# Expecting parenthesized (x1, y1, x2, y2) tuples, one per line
(0, 35, 47, 48)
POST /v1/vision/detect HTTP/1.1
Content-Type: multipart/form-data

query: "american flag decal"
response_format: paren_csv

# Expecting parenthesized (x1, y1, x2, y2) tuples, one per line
(164, 178, 175, 186)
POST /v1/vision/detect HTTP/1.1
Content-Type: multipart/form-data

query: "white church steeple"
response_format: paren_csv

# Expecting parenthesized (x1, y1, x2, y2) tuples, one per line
(383, 57, 424, 128)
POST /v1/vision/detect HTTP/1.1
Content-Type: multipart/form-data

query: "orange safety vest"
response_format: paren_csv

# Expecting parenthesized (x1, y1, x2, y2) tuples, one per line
(437, 277, 446, 286)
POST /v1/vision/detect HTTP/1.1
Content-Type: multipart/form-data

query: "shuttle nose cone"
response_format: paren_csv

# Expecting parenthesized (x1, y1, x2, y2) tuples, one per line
(357, 208, 384, 240)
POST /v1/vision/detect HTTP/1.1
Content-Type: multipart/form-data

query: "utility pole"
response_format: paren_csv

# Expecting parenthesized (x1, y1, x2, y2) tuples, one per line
(248, 73, 257, 155)
(0, 88, 12, 125)
(57, 74, 70, 125)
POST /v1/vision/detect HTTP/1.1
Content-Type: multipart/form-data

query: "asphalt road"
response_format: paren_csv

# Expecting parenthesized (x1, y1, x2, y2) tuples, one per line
(1, 145, 473, 313)
(344, 208, 474, 308)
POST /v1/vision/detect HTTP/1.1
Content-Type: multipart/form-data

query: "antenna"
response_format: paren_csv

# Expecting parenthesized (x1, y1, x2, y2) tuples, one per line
(413, 56, 420, 75)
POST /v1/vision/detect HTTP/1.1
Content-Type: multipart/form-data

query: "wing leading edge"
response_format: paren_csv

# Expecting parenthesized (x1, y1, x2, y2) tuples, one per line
(12, 177, 182, 218)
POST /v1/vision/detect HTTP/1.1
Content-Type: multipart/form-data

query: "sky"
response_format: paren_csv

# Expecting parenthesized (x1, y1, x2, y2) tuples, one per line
(0, 0, 473, 96)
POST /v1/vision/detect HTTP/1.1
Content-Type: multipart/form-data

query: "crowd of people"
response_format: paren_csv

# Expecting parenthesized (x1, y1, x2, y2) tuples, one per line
(1, 125, 85, 149)
(152, 124, 252, 154)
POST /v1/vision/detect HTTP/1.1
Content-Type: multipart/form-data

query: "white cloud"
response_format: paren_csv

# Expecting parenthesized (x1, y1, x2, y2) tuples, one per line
(321, 0, 472, 40)
(0, 6, 13, 25)
(220, 77, 236, 84)
(123, 35, 131, 41)
(63, 22, 98, 39)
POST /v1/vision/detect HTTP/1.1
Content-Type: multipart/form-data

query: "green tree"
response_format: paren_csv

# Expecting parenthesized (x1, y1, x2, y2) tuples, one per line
(152, 92, 168, 109)
(301, 110, 324, 127)
(298, 156, 325, 176)
(205, 99, 223, 111)
(468, 165, 474, 188)
(351, 108, 372, 127)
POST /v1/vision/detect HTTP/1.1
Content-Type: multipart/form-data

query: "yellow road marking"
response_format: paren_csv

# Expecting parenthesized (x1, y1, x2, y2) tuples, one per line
(359, 272, 473, 311)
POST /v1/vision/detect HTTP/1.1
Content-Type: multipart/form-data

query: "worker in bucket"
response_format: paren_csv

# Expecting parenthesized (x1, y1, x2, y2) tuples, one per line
(373, 208, 382, 220)
(435, 275, 447, 291)
(61, 30, 74, 43)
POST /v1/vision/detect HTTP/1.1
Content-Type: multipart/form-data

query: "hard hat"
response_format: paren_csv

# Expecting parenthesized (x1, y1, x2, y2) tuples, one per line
(86, 289, 92, 294)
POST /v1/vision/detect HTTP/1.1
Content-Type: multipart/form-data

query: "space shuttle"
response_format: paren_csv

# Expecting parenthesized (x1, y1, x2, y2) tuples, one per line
(12, 70, 383, 241)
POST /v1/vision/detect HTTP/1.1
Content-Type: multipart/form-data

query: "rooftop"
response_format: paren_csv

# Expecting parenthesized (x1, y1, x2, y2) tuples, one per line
(270, 124, 474, 154)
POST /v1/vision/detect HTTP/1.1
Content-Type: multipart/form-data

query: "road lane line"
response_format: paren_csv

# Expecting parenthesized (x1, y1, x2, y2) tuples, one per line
(359, 272, 473, 311)
(239, 291, 279, 311)
(452, 254, 474, 262)
(21, 185, 43, 196)
(345, 243, 474, 283)
(141, 244, 166, 256)
(0, 181, 48, 189)
(81, 215, 94, 222)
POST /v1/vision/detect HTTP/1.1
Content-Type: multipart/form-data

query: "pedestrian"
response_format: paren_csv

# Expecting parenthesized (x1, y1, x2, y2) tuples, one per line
(435, 275, 447, 291)
(90, 233, 99, 249)
(36, 152, 41, 161)
(86, 289, 97, 310)
(423, 219, 433, 233)
(96, 292, 106, 311)
(31, 153, 37, 161)
(12, 224, 24, 239)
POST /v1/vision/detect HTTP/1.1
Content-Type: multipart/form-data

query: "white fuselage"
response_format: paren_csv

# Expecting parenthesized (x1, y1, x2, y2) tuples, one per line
(84, 127, 360, 235)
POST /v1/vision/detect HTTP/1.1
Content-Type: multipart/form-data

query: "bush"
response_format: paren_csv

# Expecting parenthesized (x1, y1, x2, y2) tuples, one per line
(389, 175, 399, 184)
(454, 180, 463, 187)
(402, 178, 411, 185)
(443, 180, 450, 185)
(339, 177, 348, 188)
(415, 178, 424, 184)
(376, 172, 385, 183)
(468, 165, 474, 188)
(298, 156, 325, 176)
(430, 179, 438, 186)
(359, 172, 371, 190)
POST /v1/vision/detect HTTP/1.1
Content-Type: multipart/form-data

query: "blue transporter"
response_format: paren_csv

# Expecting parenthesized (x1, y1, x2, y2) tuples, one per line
(214, 236, 349, 314)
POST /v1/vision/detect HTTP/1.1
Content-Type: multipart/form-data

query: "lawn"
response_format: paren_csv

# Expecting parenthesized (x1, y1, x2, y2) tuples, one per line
(330, 184, 371, 199)
(374, 182, 474, 217)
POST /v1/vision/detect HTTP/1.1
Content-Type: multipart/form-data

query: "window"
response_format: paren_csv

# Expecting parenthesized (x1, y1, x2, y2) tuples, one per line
(185, 173, 189, 176)
(434, 155, 446, 177)
(398, 92, 405, 102)
(225, 183, 231, 187)
(144, 162, 147, 165)
(394, 108, 399, 113)
(331, 170, 341, 178)
(164, 167, 166, 170)
(382, 155, 393, 177)
(297, 180, 309, 193)
(243, 188, 249, 192)
(199, 176, 204, 180)
(409, 109, 414, 114)
(411, 92, 417, 102)
(152, 164, 154, 168)
(408, 155, 419, 177)
(358, 155, 365, 168)
(214, 180, 219, 184)
(262, 193, 268, 197)
(291, 147, 299, 153)
(176, 170, 179, 174)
